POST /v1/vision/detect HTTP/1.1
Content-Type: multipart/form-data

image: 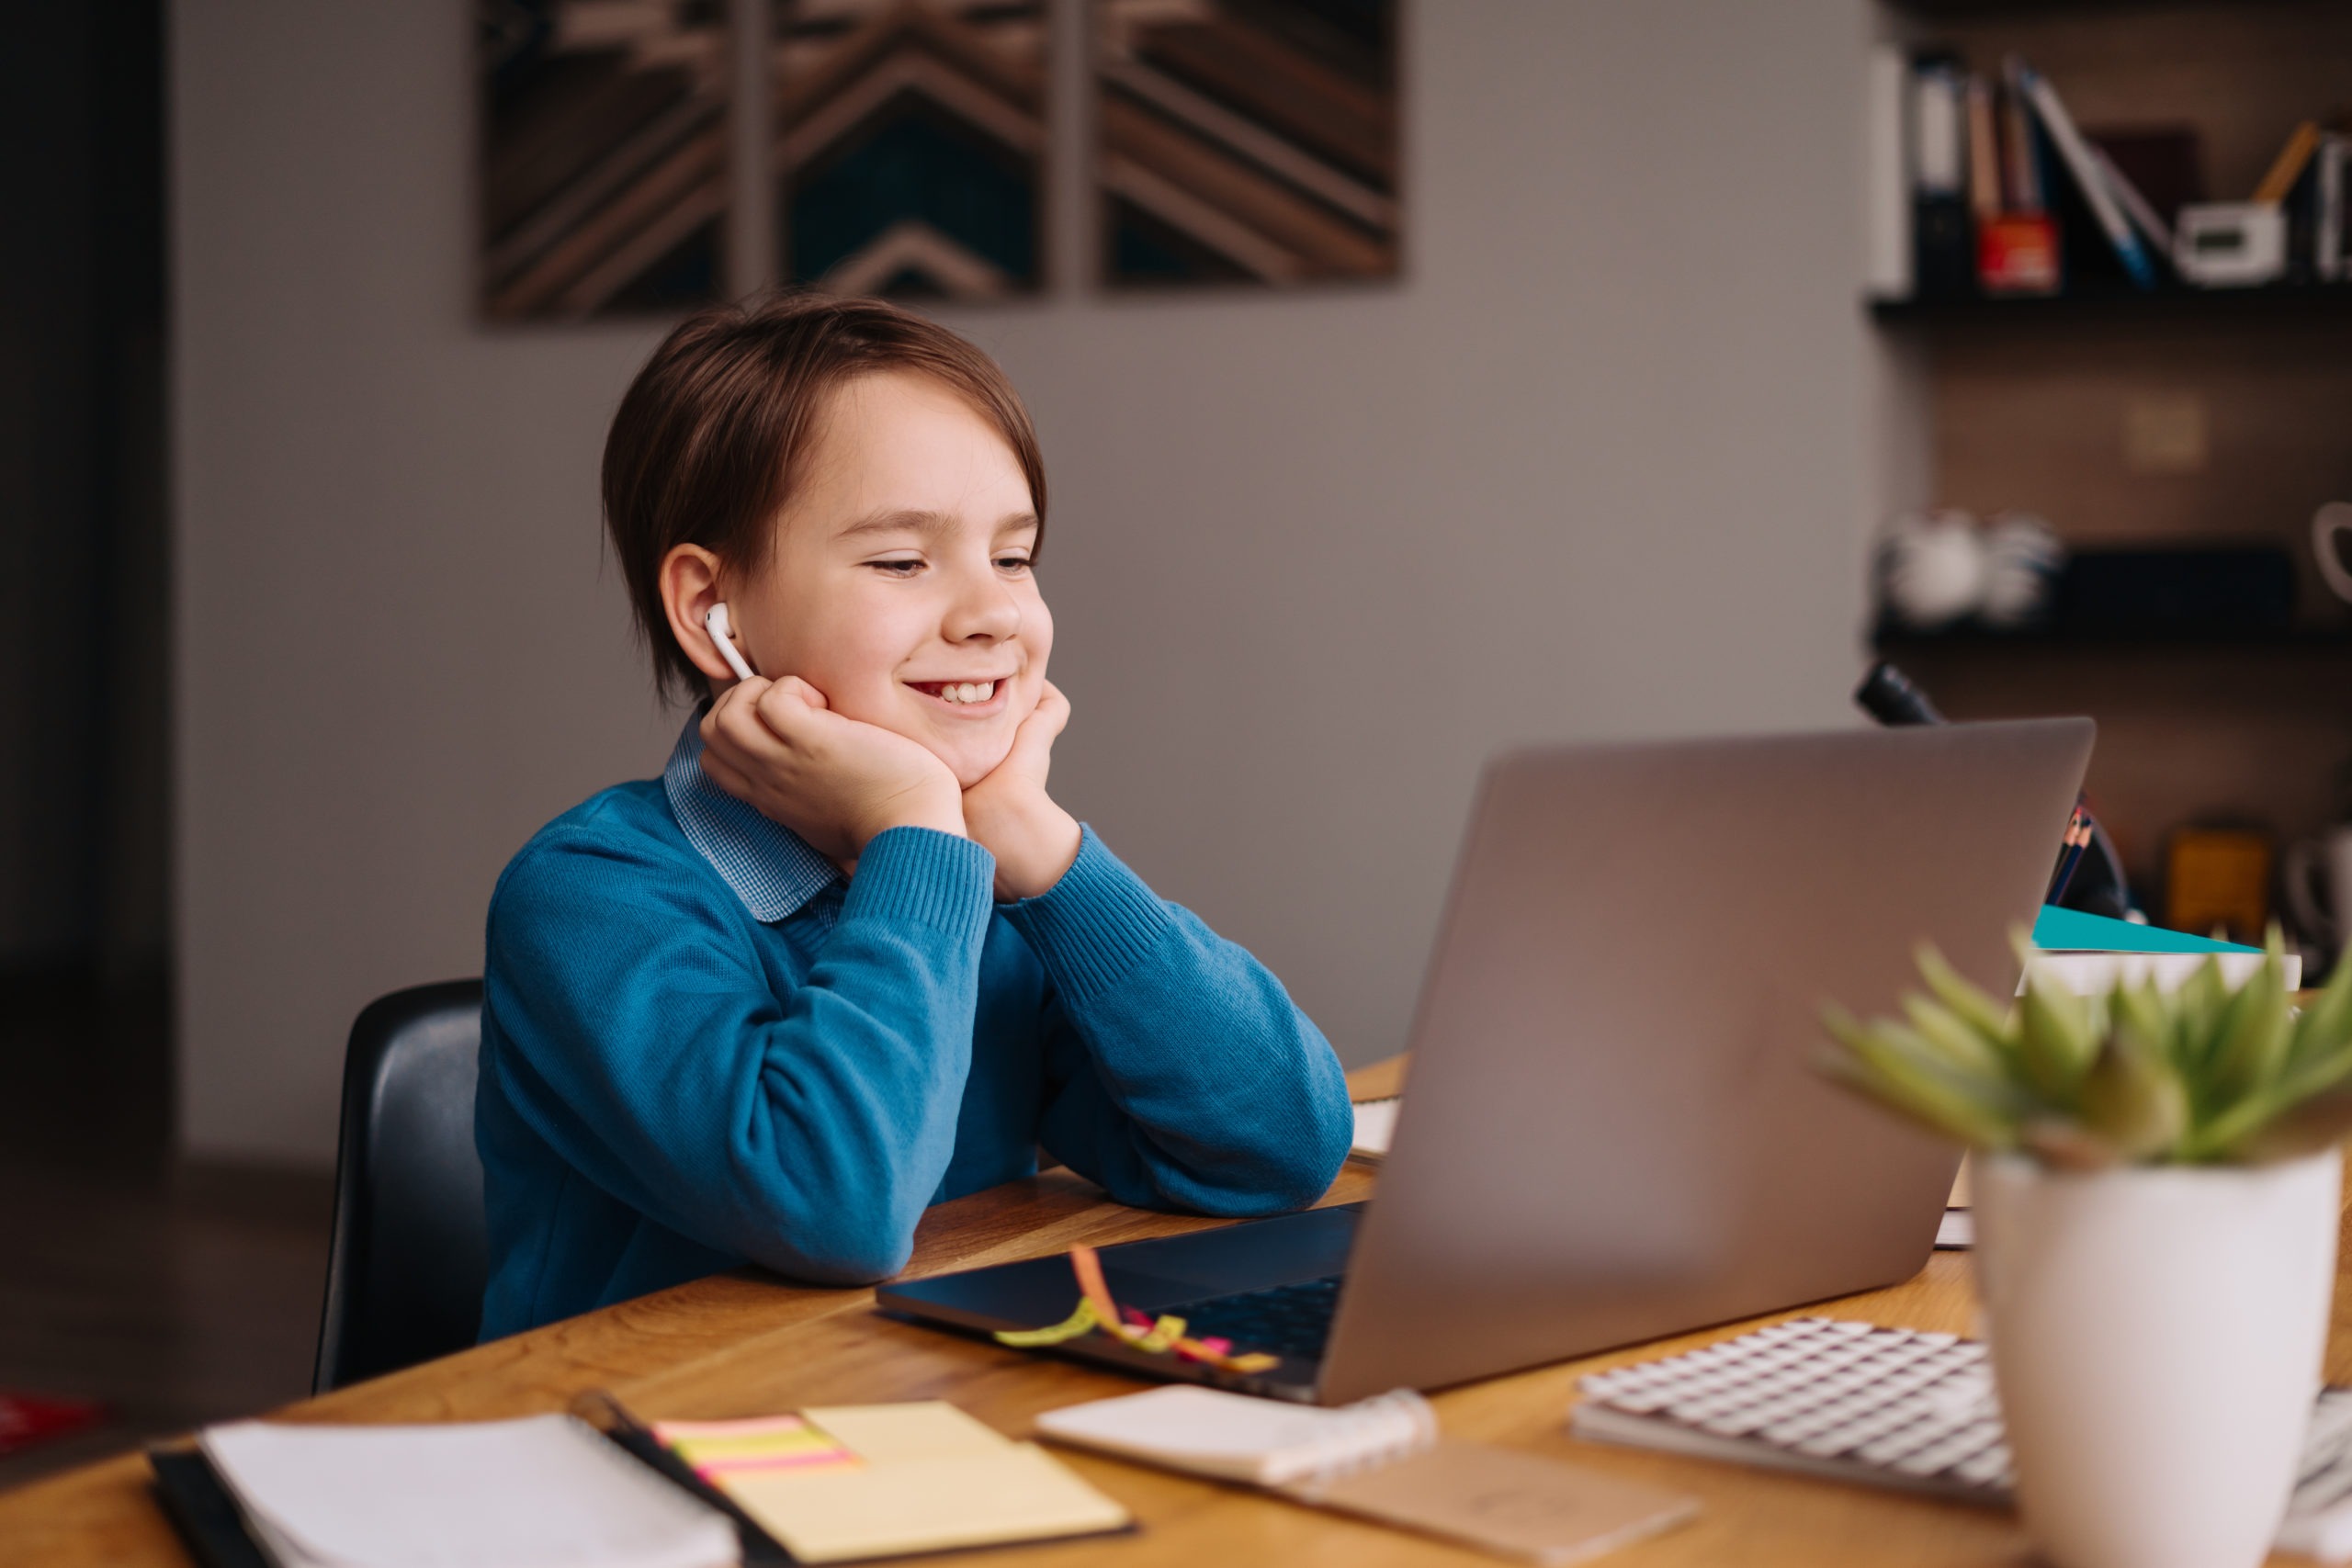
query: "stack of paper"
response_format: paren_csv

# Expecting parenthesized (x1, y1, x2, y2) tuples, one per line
(2030, 905, 2300, 994)
(1350, 1096, 1399, 1161)
(198, 1415, 737, 1568)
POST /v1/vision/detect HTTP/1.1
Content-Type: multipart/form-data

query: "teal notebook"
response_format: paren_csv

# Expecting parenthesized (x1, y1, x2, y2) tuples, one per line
(2030, 906, 2256, 956)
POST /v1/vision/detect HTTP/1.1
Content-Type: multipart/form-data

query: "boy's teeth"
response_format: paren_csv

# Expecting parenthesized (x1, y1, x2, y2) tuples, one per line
(939, 681, 994, 705)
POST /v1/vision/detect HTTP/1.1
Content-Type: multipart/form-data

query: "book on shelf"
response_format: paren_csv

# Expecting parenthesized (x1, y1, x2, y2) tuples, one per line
(1964, 75, 2000, 220)
(1970, 64, 2057, 295)
(1863, 46, 1912, 299)
(2089, 142, 2173, 256)
(1908, 52, 1973, 299)
(1996, 56, 2043, 215)
(2275, 127, 2352, 286)
(2015, 62, 2157, 289)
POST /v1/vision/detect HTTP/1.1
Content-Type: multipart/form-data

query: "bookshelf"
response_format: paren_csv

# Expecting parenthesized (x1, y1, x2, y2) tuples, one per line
(1866, 0, 2352, 934)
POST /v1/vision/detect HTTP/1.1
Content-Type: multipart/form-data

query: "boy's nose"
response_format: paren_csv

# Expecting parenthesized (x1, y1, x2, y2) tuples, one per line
(942, 570, 1022, 642)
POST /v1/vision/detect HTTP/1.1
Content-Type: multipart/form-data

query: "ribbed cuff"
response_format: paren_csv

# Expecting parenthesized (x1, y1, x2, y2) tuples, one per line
(842, 827, 995, 946)
(1000, 825, 1176, 1002)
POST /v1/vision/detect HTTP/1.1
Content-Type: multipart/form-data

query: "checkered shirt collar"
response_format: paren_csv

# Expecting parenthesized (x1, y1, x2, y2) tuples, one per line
(662, 709, 841, 923)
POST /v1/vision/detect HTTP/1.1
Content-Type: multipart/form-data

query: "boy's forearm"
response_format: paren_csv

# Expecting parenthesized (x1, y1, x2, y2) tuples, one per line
(1008, 829, 1354, 1212)
(967, 795, 1081, 902)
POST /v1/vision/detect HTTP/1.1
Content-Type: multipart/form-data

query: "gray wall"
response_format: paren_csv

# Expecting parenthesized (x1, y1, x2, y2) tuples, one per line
(173, 0, 1879, 1165)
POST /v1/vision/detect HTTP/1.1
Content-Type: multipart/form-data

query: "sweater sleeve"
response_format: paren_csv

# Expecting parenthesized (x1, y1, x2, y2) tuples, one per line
(1001, 827, 1352, 1213)
(481, 823, 994, 1285)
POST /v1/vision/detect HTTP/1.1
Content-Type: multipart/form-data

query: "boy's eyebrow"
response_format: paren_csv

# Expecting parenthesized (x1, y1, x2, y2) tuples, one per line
(833, 508, 1040, 541)
(833, 508, 952, 542)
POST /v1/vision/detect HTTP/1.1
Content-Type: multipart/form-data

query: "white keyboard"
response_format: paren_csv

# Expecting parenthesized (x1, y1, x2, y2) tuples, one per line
(1571, 1317, 2352, 1562)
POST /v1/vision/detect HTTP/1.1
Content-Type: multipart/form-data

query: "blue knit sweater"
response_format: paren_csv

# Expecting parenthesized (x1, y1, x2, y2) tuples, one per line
(474, 736, 1353, 1341)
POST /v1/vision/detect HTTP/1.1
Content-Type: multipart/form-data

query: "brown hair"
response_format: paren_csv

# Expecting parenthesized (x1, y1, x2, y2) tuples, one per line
(602, 290, 1048, 701)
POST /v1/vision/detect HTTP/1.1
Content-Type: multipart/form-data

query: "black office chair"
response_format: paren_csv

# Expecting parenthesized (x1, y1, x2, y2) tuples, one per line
(312, 979, 490, 1393)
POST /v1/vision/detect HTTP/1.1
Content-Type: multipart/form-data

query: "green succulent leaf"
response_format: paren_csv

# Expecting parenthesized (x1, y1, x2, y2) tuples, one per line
(2109, 978, 2170, 1056)
(2180, 1086, 2287, 1162)
(1900, 993, 2008, 1077)
(2076, 1029, 2188, 1162)
(1820, 1006, 2020, 1149)
(2016, 965, 2097, 1105)
(1818, 1049, 2019, 1151)
(1914, 944, 2018, 1056)
(2204, 943, 2292, 1108)
(2291, 941, 2352, 1070)
(2174, 956, 2233, 1071)
(2274, 1024, 2352, 1105)
(2238, 1088, 2352, 1164)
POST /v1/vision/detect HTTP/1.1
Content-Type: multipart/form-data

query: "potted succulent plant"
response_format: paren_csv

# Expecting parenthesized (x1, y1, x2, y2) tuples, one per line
(1822, 932, 2352, 1568)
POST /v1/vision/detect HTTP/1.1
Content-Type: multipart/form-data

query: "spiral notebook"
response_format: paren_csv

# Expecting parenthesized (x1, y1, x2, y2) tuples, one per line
(164, 1415, 738, 1568)
(1036, 1385, 1696, 1565)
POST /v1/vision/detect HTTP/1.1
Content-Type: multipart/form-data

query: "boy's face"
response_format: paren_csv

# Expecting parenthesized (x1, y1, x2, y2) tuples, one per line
(728, 370, 1051, 790)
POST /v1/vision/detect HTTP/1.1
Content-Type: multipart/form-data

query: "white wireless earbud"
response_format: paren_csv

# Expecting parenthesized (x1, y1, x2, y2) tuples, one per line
(703, 603, 757, 682)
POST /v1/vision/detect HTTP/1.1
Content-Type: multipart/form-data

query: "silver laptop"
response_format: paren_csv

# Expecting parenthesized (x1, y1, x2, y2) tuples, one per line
(878, 719, 2094, 1404)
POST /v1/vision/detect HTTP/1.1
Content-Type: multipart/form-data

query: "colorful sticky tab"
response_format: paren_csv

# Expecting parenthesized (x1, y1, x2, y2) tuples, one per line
(653, 1412, 861, 1480)
(990, 1245, 1280, 1375)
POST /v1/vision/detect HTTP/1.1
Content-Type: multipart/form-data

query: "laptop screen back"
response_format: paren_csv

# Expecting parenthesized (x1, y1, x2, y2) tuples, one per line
(1314, 719, 2092, 1404)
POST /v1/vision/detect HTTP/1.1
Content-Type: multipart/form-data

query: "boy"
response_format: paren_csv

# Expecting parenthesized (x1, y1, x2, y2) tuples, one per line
(475, 293, 1353, 1338)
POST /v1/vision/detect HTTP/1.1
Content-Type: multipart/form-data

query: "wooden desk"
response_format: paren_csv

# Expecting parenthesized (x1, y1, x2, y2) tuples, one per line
(5, 1057, 2345, 1567)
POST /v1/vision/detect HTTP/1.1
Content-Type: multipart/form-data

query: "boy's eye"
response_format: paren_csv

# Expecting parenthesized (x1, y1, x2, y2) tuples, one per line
(995, 554, 1033, 573)
(868, 558, 923, 577)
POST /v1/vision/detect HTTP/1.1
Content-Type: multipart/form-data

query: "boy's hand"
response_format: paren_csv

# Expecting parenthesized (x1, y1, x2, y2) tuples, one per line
(962, 681, 1081, 902)
(700, 677, 966, 865)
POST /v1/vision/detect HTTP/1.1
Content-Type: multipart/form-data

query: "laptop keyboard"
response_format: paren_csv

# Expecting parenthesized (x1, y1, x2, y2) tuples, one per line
(1168, 1274, 1345, 1361)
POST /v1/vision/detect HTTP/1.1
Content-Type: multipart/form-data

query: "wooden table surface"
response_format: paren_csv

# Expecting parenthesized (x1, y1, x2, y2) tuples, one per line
(6, 1054, 2346, 1567)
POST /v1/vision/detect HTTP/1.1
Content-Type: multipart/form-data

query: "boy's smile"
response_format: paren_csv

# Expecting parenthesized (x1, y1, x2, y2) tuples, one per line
(905, 677, 1010, 713)
(721, 370, 1050, 789)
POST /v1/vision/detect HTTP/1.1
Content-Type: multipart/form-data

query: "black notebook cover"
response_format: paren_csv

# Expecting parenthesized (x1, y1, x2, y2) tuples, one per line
(150, 1449, 273, 1568)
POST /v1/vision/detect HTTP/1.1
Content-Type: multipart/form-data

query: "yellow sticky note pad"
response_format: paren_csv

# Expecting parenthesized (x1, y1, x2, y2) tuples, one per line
(798, 1402, 1007, 1463)
(723, 1441, 1132, 1562)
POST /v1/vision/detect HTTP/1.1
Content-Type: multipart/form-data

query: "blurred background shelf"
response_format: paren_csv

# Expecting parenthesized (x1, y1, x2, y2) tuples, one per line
(1872, 624, 2352, 652)
(1870, 286, 2352, 325)
(1865, 0, 2352, 942)
(1886, 0, 2332, 17)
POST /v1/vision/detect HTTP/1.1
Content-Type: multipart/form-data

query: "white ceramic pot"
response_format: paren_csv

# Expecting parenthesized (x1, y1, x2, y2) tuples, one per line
(1974, 1152, 2341, 1568)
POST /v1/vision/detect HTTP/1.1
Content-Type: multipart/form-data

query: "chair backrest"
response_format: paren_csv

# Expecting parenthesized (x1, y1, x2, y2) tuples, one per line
(313, 979, 488, 1393)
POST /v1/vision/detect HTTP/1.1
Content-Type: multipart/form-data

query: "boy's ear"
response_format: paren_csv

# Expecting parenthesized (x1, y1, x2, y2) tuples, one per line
(657, 543, 742, 684)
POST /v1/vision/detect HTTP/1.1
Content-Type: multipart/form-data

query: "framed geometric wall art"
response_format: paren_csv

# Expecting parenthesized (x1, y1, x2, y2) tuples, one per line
(1094, 0, 1398, 287)
(477, 0, 732, 320)
(772, 0, 1048, 300)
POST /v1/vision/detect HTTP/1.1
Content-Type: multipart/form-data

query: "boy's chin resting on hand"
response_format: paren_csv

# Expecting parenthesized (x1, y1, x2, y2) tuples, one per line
(960, 680, 1080, 902)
